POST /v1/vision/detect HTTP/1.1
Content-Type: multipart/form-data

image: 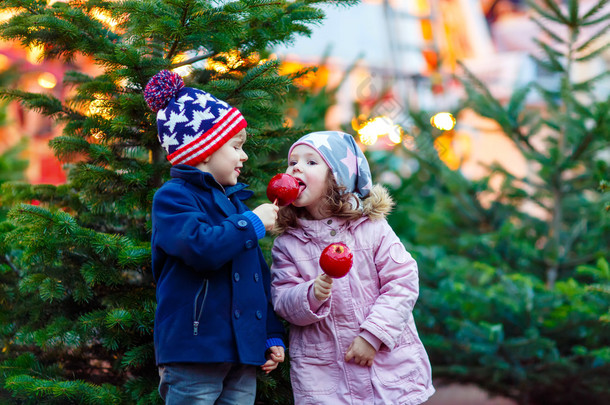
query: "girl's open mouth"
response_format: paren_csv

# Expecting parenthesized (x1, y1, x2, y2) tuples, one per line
(297, 179, 306, 195)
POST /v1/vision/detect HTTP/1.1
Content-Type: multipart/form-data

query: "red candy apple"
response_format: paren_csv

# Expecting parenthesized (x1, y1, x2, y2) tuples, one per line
(319, 242, 353, 278)
(267, 173, 300, 206)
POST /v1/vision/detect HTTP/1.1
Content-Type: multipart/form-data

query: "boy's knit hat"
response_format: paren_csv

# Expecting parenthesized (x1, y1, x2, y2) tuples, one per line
(289, 131, 372, 198)
(144, 70, 247, 166)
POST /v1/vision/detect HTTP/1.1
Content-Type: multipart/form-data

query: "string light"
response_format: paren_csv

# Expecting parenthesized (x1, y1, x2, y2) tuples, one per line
(171, 53, 192, 77)
(88, 93, 112, 118)
(356, 116, 403, 146)
(37, 72, 57, 89)
(206, 50, 246, 74)
(430, 112, 456, 130)
(0, 8, 21, 23)
(90, 7, 119, 30)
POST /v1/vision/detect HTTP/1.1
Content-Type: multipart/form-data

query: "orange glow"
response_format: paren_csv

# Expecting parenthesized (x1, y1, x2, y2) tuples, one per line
(434, 130, 472, 170)
(37, 72, 57, 89)
(206, 50, 258, 74)
(420, 19, 433, 41)
(90, 7, 119, 30)
(26, 43, 45, 65)
(422, 49, 438, 71)
(279, 60, 329, 89)
(88, 93, 112, 119)
(91, 131, 104, 142)
(0, 8, 21, 23)
(0, 54, 9, 71)
(171, 54, 192, 77)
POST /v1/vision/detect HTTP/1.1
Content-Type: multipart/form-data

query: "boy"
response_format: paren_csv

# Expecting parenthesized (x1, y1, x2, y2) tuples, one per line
(144, 70, 285, 404)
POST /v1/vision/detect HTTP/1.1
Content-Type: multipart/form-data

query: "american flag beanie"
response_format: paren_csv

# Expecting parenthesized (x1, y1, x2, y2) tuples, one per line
(144, 70, 247, 166)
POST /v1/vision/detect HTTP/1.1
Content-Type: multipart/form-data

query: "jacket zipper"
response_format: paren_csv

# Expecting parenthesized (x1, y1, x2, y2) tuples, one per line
(192, 279, 209, 336)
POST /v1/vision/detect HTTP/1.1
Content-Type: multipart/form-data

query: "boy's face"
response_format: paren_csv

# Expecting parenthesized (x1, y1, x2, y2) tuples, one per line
(196, 129, 248, 186)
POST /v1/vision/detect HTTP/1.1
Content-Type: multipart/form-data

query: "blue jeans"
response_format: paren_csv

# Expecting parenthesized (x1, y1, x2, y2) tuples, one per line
(158, 362, 256, 405)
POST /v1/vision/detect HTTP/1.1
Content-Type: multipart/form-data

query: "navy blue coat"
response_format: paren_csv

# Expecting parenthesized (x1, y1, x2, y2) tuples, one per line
(151, 165, 284, 366)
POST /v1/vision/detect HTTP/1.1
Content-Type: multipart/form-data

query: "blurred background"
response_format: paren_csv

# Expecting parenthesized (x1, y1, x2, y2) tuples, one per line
(2, 0, 609, 185)
(0, 1, 608, 405)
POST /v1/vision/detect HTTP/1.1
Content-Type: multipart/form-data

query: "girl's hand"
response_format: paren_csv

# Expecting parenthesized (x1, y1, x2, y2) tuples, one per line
(260, 345, 285, 374)
(313, 273, 333, 301)
(252, 203, 279, 231)
(345, 336, 376, 367)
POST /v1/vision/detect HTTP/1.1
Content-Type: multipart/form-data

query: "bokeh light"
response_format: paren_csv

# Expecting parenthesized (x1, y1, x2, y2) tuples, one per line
(430, 112, 456, 130)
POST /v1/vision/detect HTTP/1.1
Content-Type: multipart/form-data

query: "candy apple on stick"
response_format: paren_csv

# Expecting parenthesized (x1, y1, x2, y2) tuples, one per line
(319, 242, 353, 278)
(266, 173, 301, 206)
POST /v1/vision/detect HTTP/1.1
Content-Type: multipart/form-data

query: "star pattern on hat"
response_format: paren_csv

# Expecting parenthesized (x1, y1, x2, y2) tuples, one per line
(161, 132, 179, 151)
(147, 77, 247, 165)
(193, 92, 215, 109)
(186, 107, 215, 132)
(340, 147, 358, 179)
(213, 107, 230, 123)
(306, 132, 333, 150)
(182, 134, 199, 145)
(361, 173, 372, 192)
(176, 94, 194, 111)
(164, 110, 189, 133)
(291, 131, 373, 198)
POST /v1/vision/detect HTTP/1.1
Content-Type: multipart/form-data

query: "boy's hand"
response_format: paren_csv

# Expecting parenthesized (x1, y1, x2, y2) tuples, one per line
(261, 345, 285, 374)
(345, 336, 376, 367)
(313, 273, 333, 301)
(252, 203, 279, 231)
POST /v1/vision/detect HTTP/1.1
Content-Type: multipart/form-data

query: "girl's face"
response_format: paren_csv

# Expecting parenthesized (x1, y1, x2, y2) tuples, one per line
(287, 144, 331, 219)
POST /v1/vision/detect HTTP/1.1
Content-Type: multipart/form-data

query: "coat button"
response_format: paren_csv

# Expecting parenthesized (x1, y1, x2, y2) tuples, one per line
(327, 219, 332, 224)
(237, 219, 248, 228)
(234, 273, 240, 282)
(330, 230, 337, 236)
(245, 240, 254, 249)
(253, 273, 259, 282)
(234, 310, 241, 319)
(256, 310, 263, 320)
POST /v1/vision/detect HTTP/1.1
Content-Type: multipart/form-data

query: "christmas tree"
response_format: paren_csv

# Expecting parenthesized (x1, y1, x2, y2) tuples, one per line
(0, 0, 356, 403)
(366, 0, 609, 403)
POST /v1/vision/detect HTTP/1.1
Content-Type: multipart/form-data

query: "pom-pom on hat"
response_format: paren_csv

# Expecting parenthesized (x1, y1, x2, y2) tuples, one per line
(289, 131, 372, 198)
(144, 70, 247, 166)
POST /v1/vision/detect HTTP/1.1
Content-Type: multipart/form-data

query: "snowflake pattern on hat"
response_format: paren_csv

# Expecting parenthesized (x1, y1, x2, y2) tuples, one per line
(144, 70, 247, 166)
(289, 131, 372, 198)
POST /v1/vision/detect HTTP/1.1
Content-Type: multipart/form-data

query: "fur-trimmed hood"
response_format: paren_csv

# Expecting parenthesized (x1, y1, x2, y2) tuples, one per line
(361, 184, 394, 220)
(281, 184, 394, 243)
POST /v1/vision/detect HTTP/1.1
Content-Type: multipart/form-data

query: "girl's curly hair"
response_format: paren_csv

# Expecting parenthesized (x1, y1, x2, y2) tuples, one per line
(274, 171, 366, 234)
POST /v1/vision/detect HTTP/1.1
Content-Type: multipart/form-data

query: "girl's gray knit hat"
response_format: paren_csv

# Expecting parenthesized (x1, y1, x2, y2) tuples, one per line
(288, 131, 372, 198)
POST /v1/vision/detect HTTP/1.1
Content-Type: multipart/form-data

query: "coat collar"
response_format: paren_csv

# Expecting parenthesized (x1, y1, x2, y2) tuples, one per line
(170, 165, 254, 217)
(286, 216, 368, 243)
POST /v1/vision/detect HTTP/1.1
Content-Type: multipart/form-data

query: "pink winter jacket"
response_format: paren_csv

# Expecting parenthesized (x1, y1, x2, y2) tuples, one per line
(271, 186, 435, 405)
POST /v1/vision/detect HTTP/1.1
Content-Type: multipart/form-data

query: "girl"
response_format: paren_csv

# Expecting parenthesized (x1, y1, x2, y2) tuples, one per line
(270, 131, 434, 405)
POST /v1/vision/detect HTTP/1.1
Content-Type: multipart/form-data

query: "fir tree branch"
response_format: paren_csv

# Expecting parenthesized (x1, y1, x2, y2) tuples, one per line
(567, 0, 579, 25)
(1, 254, 19, 274)
(570, 130, 595, 162)
(576, 41, 610, 62)
(530, 16, 565, 44)
(580, 11, 610, 26)
(166, 0, 194, 62)
(576, 22, 610, 53)
(581, 0, 610, 21)
(170, 51, 215, 68)
(526, 0, 569, 24)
